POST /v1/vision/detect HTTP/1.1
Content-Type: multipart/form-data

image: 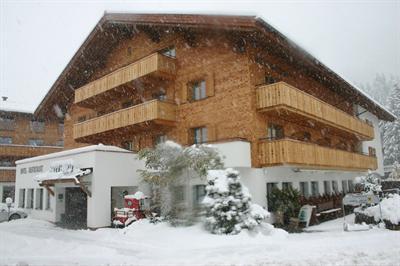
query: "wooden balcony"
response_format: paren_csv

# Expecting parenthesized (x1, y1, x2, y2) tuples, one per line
(74, 52, 176, 105)
(0, 144, 62, 158)
(256, 82, 374, 140)
(73, 100, 177, 140)
(0, 167, 16, 182)
(258, 139, 377, 171)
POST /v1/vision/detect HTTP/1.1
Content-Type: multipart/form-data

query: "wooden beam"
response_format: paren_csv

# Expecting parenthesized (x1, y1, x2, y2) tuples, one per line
(44, 185, 55, 197)
(77, 181, 92, 197)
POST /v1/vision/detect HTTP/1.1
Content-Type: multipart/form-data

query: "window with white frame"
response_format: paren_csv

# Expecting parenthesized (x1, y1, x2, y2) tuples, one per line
(19, 189, 25, 208)
(0, 136, 12, 144)
(282, 182, 292, 190)
(26, 189, 34, 209)
(300, 182, 309, 197)
(193, 127, 207, 144)
(193, 185, 206, 206)
(323, 181, 331, 195)
(332, 181, 339, 194)
(311, 181, 319, 196)
(30, 119, 45, 133)
(341, 180, 348, 194)
(35, 188, 43, 210)
(190, 80, 207, 101)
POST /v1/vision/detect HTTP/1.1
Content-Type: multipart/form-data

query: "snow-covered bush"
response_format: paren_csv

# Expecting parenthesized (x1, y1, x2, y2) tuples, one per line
(355, 171, 382, 193)
(138, 141, 224, 223)
(355, 193, 400, 226)
(203, 168, 269, 235)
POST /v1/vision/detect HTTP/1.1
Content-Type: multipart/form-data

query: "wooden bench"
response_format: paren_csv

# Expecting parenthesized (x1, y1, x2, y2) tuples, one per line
(315, 201, 342, 222)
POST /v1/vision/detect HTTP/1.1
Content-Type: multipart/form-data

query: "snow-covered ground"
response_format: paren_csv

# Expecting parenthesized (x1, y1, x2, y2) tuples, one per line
(0, 215, 399, 266)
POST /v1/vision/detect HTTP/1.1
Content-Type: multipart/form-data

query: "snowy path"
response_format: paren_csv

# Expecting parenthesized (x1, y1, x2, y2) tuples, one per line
(0, 216, 399, 266)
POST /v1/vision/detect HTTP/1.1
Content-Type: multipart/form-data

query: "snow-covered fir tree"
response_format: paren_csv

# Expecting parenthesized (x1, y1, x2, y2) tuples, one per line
(355, 171, 382, 193)
(203, 168, 269, 235)
(382, 83, 400, 166)
(389, 161, 400, 180)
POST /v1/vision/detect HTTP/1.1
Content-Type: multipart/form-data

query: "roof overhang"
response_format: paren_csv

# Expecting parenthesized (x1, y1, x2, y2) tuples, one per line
(34, 13, 396, 122)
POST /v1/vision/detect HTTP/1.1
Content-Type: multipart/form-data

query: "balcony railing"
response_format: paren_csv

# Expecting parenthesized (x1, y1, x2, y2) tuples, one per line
(73, 100, 177, 140)
(0, 144, 62, 158)
(74, 52, 176, 104)
(256, 82, 374, 140)
(258, 138, 377, 171)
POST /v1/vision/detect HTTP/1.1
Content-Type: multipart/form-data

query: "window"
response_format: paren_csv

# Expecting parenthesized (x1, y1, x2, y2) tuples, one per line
(266, 182, 278, 211)
(300, 182, 309, 197)
(58, 123, 64, 135)
(19, 189, 25, 208)
(311, 181, 319, 196)
(282, 182, 292, 190)
(45, 190, 51, 210)
(332, 181, 339, 194)
(29, 139, 44, 146)
(35, 188, 43, 210)
(193, 185, 206, 206)
(368, 147, 376, 157)
(190, 80, 206, 101)
(77, 115, 86, 123)
(265, 76, 276, 84)
(2, 185, 15, 202)
(122, 141, 134, 151)
(193, 127, 207, 144)
(0, 115, 15, 130)
(323, 181, 331, 195)
(0, 136, 12, 144)
(26, 189, 34, 209)
(122, 100, 134, 109)
(341, 180, 348, 194)
(267, 124, 284, 140)
(155, 135, 167, 145)
(0, 160, 12, 167)
(30, 119, 45, 133)
(348, 180, 354, 193)
(160, 46, 176, 58)
(56, 140, 64, 147)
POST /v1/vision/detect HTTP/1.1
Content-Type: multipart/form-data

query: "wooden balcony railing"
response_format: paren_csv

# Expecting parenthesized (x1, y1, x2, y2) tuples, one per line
(0, 144, 62, 158)
(73, 100, 177, 140)
(0, 167, 16, 182)
(256, 82, 374, 140)
(74, 52, 176, 104)
(258, 139, 377, 171)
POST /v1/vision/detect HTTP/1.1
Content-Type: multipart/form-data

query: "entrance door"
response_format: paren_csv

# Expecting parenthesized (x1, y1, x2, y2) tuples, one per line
(64, 187, 87, 228)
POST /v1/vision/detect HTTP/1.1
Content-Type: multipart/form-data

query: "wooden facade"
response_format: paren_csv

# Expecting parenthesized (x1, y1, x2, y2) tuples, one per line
(33, 14, 390, 173)
(0, 110, 63, 183)
(258, 139, 377, 171)
(256, 82, 374, 140)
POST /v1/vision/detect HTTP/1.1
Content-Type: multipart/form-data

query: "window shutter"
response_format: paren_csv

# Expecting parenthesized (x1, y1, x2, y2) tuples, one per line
(206, 73, 215, 97)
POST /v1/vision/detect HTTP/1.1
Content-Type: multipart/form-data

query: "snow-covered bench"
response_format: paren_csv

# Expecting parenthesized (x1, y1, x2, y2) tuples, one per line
(315, 201, 342, 221)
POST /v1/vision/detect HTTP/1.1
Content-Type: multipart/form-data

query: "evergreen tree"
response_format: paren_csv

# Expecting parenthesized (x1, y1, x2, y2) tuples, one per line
(204, 169, 269, 234)
(382, 84, 400, 166)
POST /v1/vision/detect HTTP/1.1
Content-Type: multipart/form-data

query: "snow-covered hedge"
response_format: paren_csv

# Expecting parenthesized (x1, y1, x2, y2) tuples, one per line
(355, 194, 400, 225)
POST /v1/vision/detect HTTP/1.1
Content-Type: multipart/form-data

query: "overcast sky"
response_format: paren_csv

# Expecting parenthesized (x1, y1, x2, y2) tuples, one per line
(1, 0, 399, 113)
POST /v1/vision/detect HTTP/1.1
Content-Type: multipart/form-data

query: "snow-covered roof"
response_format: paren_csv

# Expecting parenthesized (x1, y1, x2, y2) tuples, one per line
(124, 191, 148, 200)
(0, 107, 34, 115)
(16, 144, 132, 164)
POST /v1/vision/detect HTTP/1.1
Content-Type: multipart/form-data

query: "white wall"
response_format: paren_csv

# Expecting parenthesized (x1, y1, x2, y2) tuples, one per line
(358, 106, 385, 175)
(212, 140, 251, 168)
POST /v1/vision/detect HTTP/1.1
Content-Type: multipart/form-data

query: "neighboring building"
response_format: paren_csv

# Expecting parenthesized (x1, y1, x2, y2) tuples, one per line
(0, 109, 63, 202)
(15, 14, 396, 227)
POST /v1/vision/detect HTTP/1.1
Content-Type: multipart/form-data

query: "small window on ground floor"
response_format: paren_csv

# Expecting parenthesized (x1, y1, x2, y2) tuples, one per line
(300, 182, 309, 197)
(35, 188, 43, 210)
(323, 180, 331, 195)
(342, 180, 348, 194)
(193, 185, 206, 206)
(266, 182, 278, 211)
(122, 140, 135, 151)
(311, 181, 319, 196)
(45, 189, 51, 210)
(26, 189, 34, 209)
(192, 127, 207, 144)
(348, 180, 355, 193)
(18, 189, 25, 208)
(282, 182, 292, 190)
(2, 186, 15, 202)
(332, 181, 339, 194)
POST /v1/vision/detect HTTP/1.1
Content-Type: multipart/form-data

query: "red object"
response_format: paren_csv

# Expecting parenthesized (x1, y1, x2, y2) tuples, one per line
(112, 194, 150, 226)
